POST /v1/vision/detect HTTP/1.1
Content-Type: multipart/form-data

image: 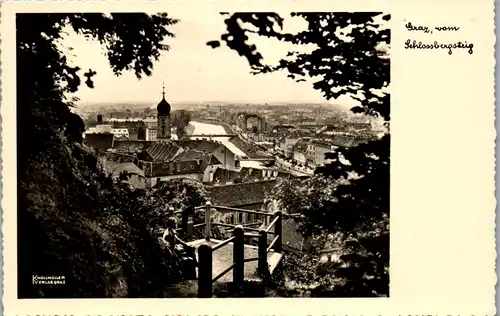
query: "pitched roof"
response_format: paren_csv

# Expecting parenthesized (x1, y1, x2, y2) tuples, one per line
(207, 180, 277, 207)
(208, 154, 222, 165)
(172, 149, 207, 162)
(293, 139, 309, 154)
(146, 142, 182, 161)
(149, 160, 204, 177)
(85, 133, 114, 151)
(177, 139, 221, 152)
(228, 137, 272, 159)
(113, 140, 150, 152)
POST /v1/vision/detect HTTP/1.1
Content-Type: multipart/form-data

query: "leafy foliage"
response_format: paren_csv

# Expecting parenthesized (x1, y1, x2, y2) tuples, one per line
(17, 13, 181, 298)
(209, 12, 390, 120)
(209, 12, 390, 297)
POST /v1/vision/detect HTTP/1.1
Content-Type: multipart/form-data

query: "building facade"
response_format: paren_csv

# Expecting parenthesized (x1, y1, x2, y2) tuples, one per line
(110, 128, 129, 138)
(146, 128, 157, 141)
(313, 141, 334, 167)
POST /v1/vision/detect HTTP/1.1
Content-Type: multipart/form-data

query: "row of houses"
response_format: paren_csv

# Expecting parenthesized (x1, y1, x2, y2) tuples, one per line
(271, 123, 376, 167)
(85, 115, 178, 141)
(294, 136, 372, 167)
(85, 134, 289, 189)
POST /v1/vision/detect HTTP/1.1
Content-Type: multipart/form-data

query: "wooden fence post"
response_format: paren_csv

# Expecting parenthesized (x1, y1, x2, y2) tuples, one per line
(181, 207, 188, 235)
(186, 217, 194, 238)
(182, 206, 194, 238)
(198, 243, 213, 298)
(233, 225, 244, 285)
(274, 211, 282, 253)
(205, 201, 212, 241)
(258, 229, 268, 276)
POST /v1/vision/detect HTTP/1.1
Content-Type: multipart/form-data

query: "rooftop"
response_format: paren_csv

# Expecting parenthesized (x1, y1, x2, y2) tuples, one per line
(178, 139, 222, 152)
(113, 140, 150, 152)
(229, 137, 272, 159)
(293, 139, 309, 154)
(146, 160, 204, 177)
(207, 180, 277, 207)
(311, 135, 370, 148)
(146, 142, 182, 161)
(172, 149, 207, 162)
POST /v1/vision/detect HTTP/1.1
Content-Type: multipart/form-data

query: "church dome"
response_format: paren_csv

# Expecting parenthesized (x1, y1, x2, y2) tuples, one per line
(157, 97, 171, 116)
(157, 83, 171, 116)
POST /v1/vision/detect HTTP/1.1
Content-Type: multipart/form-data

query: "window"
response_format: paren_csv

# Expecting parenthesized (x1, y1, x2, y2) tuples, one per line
(238, 212, 243, 223)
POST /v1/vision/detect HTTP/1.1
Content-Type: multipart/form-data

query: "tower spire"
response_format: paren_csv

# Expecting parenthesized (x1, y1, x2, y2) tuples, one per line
(162, 81, 165, 99)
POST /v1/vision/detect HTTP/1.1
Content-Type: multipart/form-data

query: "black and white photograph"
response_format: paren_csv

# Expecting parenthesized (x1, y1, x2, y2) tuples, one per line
(17, 10, 390, 298)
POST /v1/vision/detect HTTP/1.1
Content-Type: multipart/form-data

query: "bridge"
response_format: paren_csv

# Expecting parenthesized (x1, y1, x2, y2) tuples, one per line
(169, 202, 286, 297)
(188, 134, 237, 138)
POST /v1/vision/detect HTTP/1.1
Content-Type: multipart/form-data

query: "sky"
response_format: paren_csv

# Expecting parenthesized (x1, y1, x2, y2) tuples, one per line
(62, 11, 362, 108)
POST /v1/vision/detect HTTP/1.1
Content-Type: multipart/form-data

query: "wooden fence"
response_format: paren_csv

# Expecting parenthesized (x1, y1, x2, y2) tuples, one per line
(169, 201, 283, 298)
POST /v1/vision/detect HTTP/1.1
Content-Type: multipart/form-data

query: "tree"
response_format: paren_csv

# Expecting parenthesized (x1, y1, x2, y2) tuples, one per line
(17, 13, 178, 165)
(17, 13, 180, 298)
(208, 12, 390, 297)
(175, 109, 192, 140)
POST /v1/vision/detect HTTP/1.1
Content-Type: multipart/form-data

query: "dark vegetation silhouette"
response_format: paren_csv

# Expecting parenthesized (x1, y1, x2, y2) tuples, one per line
(16, 13, 190, 298)
(208, 12, 390, 297)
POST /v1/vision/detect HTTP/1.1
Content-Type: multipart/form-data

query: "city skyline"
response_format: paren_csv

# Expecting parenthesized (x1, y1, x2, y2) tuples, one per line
(62, 11, 361, 108)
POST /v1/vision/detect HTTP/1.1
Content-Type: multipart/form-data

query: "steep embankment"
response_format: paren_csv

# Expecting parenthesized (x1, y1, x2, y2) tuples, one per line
(18, 128, 181, 298)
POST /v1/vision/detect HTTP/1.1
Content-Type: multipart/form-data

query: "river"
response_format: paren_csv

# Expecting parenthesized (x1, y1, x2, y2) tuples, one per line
(187, 121, 247, 157)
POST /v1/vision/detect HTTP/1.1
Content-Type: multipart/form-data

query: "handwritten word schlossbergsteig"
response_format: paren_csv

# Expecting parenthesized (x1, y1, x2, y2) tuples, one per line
(405, 39, 474, 55)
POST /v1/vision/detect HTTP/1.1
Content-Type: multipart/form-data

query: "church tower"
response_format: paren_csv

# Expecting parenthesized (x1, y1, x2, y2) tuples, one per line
(157, 83, 171, 140)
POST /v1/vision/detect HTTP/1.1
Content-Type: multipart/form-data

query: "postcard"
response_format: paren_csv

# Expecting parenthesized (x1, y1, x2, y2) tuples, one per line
(1, 0, 496, 315)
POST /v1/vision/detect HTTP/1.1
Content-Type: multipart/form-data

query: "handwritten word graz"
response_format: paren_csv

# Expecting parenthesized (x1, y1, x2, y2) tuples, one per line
(406, 22, 460, 34)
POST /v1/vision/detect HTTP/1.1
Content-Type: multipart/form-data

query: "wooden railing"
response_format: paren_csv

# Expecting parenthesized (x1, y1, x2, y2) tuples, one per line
(168, 201, 283, 297)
